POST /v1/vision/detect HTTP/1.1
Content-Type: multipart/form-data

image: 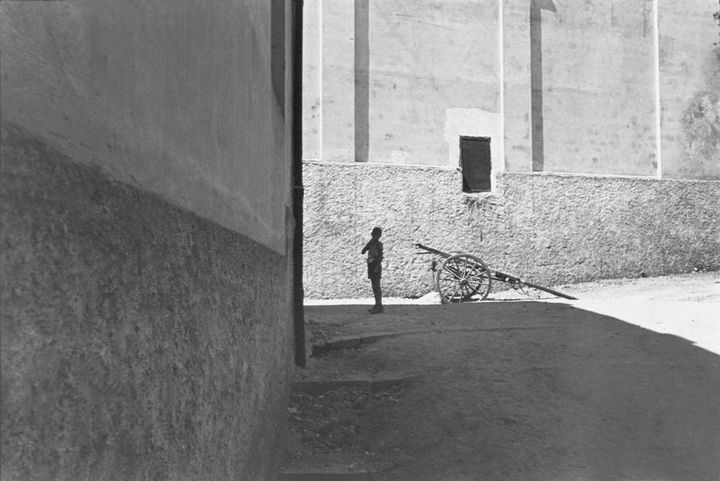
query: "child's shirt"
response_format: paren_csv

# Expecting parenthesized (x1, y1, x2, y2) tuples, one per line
(366, 240, 383, 265)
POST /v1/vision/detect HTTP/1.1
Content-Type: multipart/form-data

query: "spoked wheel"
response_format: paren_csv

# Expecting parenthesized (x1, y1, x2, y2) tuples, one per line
(435, 254, 493, 303)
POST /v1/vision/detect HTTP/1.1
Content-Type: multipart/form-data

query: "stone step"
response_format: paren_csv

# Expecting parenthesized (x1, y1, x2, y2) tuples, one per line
(291, 376, 414, 396)
(279, 469, 375, 481)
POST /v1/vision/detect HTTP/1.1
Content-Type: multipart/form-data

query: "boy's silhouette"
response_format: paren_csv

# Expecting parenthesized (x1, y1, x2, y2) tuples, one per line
(361, 227, 384, 314)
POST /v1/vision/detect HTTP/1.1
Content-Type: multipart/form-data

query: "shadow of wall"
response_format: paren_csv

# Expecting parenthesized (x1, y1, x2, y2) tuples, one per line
(302, 301, 720, 480)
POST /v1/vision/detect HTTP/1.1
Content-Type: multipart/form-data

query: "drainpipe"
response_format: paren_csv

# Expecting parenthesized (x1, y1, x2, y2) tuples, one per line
(292, 0, 306, 367)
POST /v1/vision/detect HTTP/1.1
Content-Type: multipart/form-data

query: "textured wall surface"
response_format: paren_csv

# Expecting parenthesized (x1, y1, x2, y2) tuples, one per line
(0, 0, 290, 252)
(1, 125, 293, 480)
(304, 161, 720, 299)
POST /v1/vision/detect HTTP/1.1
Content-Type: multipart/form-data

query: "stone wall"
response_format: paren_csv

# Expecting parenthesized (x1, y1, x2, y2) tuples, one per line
(1, 125, 292, 480)
(304, 161, 720, 299)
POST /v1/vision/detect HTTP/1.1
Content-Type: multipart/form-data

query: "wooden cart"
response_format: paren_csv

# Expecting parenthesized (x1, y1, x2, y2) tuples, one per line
(415, 243, 577, 303)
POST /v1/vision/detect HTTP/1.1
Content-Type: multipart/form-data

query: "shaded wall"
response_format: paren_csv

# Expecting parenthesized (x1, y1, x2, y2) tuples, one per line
(1, 1, 294, 479)
(304, 162, 720, 299)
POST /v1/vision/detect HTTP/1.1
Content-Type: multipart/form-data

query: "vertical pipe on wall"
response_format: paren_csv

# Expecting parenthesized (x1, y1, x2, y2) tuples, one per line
(292, 0, 306, 367)
(653, 0, 663, 178)
(272, 0, 286, 113)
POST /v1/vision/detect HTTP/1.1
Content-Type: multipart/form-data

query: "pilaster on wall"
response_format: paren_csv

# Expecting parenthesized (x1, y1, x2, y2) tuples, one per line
(321, 0, 355, 162)
(652, 0, 663, 179)
(503, 0, 555, 173)
(303, 0, 323, 161)
(502, 0, 533, 172)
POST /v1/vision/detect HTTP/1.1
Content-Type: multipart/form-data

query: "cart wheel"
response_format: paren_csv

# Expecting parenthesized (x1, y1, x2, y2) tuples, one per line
(435, 253, 493, 303)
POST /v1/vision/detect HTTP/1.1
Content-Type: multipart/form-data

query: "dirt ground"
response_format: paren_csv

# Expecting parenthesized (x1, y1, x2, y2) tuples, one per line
(281, 272, 720, 481)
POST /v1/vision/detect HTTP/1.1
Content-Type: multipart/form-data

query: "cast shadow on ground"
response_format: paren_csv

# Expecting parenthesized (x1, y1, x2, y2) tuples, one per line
(289, 301, 720, 481)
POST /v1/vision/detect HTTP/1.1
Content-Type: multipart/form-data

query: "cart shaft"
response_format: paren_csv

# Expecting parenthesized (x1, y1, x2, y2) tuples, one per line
(414, 243, 451, 258)
(493, 269, 577, 300)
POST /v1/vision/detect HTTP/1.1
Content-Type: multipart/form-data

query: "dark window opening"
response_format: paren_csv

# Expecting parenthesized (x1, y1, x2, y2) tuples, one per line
(460, 136, 491, 193)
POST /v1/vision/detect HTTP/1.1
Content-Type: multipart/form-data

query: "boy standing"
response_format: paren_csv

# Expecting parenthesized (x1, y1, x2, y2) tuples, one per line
(361, 227, 384, 314)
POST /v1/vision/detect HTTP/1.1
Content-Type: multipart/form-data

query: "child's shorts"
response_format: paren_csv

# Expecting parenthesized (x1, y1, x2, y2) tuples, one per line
(367, 261, 382, 279)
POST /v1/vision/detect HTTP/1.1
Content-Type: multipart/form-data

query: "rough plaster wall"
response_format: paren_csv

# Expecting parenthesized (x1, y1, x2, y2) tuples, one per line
(658, 0, 720, 180)
(1, 125, 293, 480)
(303, 162, 720, 299)
(0, 0, 290, 253)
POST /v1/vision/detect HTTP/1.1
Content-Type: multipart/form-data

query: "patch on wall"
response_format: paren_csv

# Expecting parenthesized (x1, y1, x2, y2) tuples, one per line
(678, 45, 720, 173)
(681, 91, 720, 163)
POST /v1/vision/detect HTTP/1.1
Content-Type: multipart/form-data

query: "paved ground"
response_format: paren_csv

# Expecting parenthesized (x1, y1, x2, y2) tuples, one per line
(281, 272, 720, 481)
